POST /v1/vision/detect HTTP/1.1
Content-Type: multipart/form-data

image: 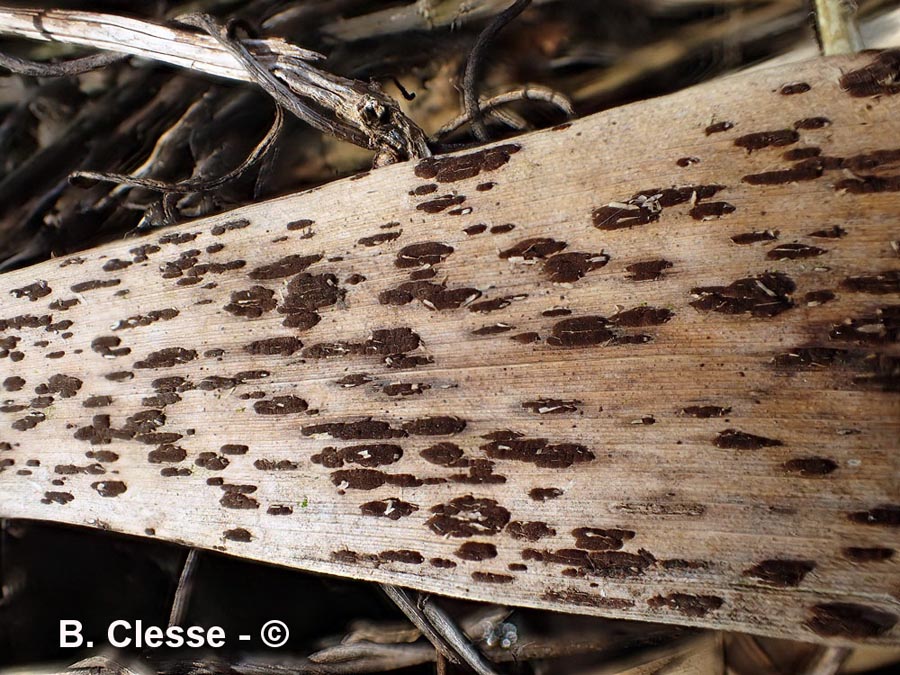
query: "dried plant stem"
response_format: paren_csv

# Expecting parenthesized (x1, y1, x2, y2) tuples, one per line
(0, 7, 319, 83)
(167, 548, 199, 628)
(436, 85, 574, 139)
(0, 52, 897, 646)
(813, 0, 865, 55)
(0, 50, 127, 76)
(0, 7, 430, 162)
(379, 585, 462, 665)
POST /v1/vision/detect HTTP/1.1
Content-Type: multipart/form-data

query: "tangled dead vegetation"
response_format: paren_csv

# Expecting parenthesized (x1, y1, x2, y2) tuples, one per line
(1, 2, 899, 674)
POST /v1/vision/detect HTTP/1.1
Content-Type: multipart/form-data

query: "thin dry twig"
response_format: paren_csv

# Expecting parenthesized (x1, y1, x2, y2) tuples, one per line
(462, 0, 532, 142)
(0, 519, 7, 608)
(168, 548, 199, 628)
(436, 84, 573, 139)
(307, 641, 435, 670)
(319, 0, 547, 41)
(801, 645, 852, 675)
(0, 50, 127, 77)
(378, 585, 461, 665)
(420, 596, 500, 675)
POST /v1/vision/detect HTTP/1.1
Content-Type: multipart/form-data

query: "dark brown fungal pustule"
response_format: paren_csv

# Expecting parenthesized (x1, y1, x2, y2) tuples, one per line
(195, 453, 230, 471)
(843, 547, 894, 562)
(490, 223, 515, 234)
(248, 254, 322, 280)
(312, 444, 403, 468)
(544, 589, 635, 609)
(34, 374, 82, 398)
(134, 347, 197, 369)
(794, 117, 831, 130)
(71, 278, 120, 293)
(427, 496, 511, 538)
(524, 548, 656, 578)
(358, 231, 401, 246)
(840, 271, 900, 295)
(543, 252, 609, 282)
(781, 82, 811, 95)
(804, 290, 835, 306)
(499, 237, 567, 260)
(481, 433, 594, 468)
(609, 307, 673, 327)
(455, 541, 497, 561)
(379, 280, 481, 311)
(734, 129, 799, 152)
(522, 399, 581, 414)
(91, 480, 127, 498)
(253, 396, 308, 415)
(705, 121, 734, 134)
(680, 405, 731, 418)
(714, 429, 783, 450)
(421, 443, 465, 467)
(414, 143, 520, 182)
(417, 195, 465, 213)
(507, 521, 557, 541)
(689, 201, 735, 220)
(277, 271, 345, 329)
(782, 457, 838, 476)
(743, 559, 815, 587)
(766, 243, 827, 260)
(742, 160, 826, 185)
(91, 336, 130, 358)
(158, 231, 199, 245)
(83, 395, 113, 408)
(839, 49, 900, 97)
(472, 323, 513, 336)
(546, 316, 615, 347)
(690, 272, 795, 317)
(254, 459, 299, 471)
(244, 337, 303, 356)
(224, 528, 253, 542)
(572, 528, 635, 551)
(224, 286, 277, 318)
(805, 603, 897, 638)
(330, 468, 425, 490)
(112, 308, 178, 331)
(593, 184, 724, 230)
(378, 550, 424, 565)
(403, 416, 466, 435)
(847, 505, 900, 527)
(528, 488, 563, 502)
(302, 419, 407, 440)
(647, 593, 724, 617)
(783, 147, 821, 160)
(625, 259, 673, 282)
(360, 498, 417, 520)
(469, 296, 523, 313)
(10, 280, 51, 301)
(210, 218, 250, 236)
(471, 572, 514, 584)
